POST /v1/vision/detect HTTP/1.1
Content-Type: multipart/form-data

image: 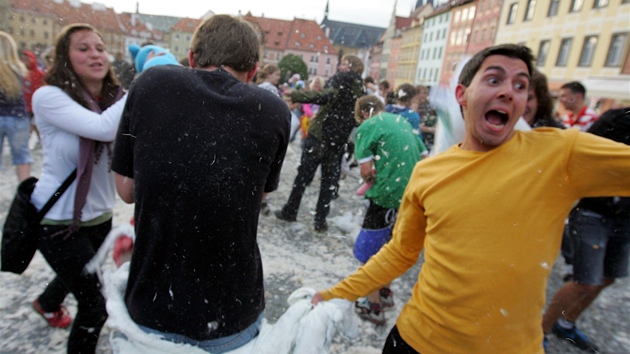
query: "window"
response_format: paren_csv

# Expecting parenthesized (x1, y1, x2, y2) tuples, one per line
(536, 40, 550, 66)
(593, 0, 608, 8)
(454, 11, 461, 23)
(462, 9, 469, 21)
(570, 0, 583, 12)
(547, 0, 559, 16)
(605, 33, 628, 67)
(524, 0, 536, 21)
(578, 36, 598, 66)
(556, 38, 573, 66)
(469, 6, 476, 19)
(326, 58, 330, 64)
(507, 3, 518, 24)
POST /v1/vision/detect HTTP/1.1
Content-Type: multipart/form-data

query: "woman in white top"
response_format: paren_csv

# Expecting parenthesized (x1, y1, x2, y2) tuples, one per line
(30, 23, 127, 354)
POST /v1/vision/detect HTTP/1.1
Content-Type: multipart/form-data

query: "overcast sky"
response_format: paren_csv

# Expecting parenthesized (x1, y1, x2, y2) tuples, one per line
(96, 0, 434, 28)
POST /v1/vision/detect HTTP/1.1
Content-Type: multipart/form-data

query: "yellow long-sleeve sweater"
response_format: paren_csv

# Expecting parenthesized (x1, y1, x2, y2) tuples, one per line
(321, 128, 630, 354)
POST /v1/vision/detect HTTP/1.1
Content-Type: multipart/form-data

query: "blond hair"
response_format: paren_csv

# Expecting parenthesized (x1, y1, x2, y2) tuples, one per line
(0, 32, 27, 99)
(309, 75, 325, 91)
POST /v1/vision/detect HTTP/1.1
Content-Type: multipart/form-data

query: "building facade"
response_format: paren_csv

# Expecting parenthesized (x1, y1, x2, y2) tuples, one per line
(441, 0, 476, 84)
(496, 0, 630, 107)
(417, 6, 452, 87)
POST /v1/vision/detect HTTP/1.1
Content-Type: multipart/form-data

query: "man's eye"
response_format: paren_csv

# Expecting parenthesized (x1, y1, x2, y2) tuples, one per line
(488, 77, 499, 84)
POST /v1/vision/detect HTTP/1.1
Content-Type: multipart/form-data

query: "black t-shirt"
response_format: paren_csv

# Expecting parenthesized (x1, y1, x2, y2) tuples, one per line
(111, 65, 290, 340)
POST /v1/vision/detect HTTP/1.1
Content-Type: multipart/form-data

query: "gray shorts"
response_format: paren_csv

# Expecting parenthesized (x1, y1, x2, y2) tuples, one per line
(569, 209, 630, 285)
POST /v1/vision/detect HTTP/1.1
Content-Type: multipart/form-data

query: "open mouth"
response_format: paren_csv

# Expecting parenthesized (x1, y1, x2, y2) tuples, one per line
(485, 109, 509, 128)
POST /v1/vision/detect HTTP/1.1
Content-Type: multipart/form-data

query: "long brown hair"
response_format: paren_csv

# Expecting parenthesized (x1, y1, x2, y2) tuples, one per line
(45, 23, 120, 110)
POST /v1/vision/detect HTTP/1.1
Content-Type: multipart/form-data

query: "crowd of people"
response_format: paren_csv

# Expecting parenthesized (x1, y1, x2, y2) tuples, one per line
(1, 14, 629, 354)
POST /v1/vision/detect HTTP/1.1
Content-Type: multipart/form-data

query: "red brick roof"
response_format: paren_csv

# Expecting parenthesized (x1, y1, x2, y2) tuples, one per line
(244, 13, 336, 55)
(170, 17, 202, 33)
(395, 16, 413, 32)
(11, 0, 124, 34)
(118, 12, 165, 42)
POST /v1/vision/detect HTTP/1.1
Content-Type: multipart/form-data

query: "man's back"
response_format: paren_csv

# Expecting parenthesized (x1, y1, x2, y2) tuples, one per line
(112, 65, 290, 340)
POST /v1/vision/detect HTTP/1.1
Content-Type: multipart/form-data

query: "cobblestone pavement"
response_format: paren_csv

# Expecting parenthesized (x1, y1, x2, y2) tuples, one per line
(1, 140, 628, 354)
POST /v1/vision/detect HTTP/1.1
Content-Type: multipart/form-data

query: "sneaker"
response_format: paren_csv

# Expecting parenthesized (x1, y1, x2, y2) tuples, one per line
(32, 300, 72, 328)
(552, 322, 599, 353)
(274, 210, 296, 222)
(355, 298, 385, 325)
(379, 287, 395, 309)
(314, 219, 328, 232)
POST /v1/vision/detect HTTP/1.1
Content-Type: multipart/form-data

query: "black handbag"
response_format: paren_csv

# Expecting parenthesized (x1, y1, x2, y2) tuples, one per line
(1, 169, 77, 274)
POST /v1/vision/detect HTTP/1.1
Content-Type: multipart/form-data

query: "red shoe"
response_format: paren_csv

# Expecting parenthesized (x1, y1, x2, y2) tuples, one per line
(113, 235, 134, 267)
(32, 299, 72, 328)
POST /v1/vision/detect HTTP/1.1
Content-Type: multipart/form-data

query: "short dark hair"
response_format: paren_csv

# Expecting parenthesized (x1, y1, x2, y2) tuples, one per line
(560, 81, 586, 97)
(190, 15, 259, 72)
(395, 84, 417, 105)
(459, 44, 534, 87)
(379, 80, 390, 90)
(355, 95, 384, 124)
(342, 54, 364, 74)
(530, 69, 553, 122)
(364, 76, 375, 84)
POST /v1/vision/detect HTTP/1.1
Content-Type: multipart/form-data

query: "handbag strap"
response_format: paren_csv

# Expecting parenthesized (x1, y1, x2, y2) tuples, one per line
(37, 169, 78, 220)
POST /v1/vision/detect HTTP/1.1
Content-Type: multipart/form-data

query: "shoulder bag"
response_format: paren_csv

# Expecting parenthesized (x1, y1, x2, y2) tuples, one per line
(1, 169, 77, 274)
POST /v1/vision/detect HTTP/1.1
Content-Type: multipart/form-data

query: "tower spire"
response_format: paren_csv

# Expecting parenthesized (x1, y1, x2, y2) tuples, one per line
(324, 0, 329, 20)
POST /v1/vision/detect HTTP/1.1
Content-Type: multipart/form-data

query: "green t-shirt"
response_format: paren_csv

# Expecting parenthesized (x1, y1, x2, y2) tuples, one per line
(355, 112, 423, 209)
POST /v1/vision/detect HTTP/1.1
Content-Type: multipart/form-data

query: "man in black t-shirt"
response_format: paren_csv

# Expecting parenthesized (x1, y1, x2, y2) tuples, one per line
(111, 15, 290, 352)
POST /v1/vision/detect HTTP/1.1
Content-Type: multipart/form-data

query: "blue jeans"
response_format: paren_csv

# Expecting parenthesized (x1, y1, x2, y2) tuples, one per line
(139, 313, 263, 353)
(0, 116, 33, 169)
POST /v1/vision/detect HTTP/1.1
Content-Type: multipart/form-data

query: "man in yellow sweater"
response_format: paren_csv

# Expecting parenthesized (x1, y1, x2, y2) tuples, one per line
(311, 44, 630, 354)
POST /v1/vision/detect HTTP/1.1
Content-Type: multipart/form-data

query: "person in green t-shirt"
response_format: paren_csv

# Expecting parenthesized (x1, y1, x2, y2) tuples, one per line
(351, 95, 425, 325)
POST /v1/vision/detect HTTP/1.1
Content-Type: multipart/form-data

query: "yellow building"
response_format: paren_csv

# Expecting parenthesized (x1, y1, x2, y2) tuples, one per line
(397, 4, 434, 86)
(495, 0, 630, 106)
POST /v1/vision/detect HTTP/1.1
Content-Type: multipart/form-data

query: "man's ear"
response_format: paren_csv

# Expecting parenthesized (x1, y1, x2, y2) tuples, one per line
(455, 83, 467, 107)
(188, 50, 196, 69)
(245, 62, 259, 83)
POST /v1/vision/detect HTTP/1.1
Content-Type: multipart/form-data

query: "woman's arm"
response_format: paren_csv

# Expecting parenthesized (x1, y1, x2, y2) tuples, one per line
(114, 172, 134, 204)
(33, 86, 127, 142)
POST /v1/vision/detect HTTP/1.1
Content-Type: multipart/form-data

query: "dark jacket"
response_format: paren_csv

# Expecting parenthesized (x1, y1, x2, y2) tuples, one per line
(291, 71, 365, 150)
(575, 107, 630, 217)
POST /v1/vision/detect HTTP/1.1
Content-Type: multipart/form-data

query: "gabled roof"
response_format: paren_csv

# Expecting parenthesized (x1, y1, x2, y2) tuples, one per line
(395, 16, 413, 32)
(320, 18, 385, 49)
(244, 13, 336, 55)
(170, 17, 202, 33)
(11, 0, 124, 34)
(243, 14, 293, 51)
(132, 13, 182, 33)
(118, 12, 165, 42)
